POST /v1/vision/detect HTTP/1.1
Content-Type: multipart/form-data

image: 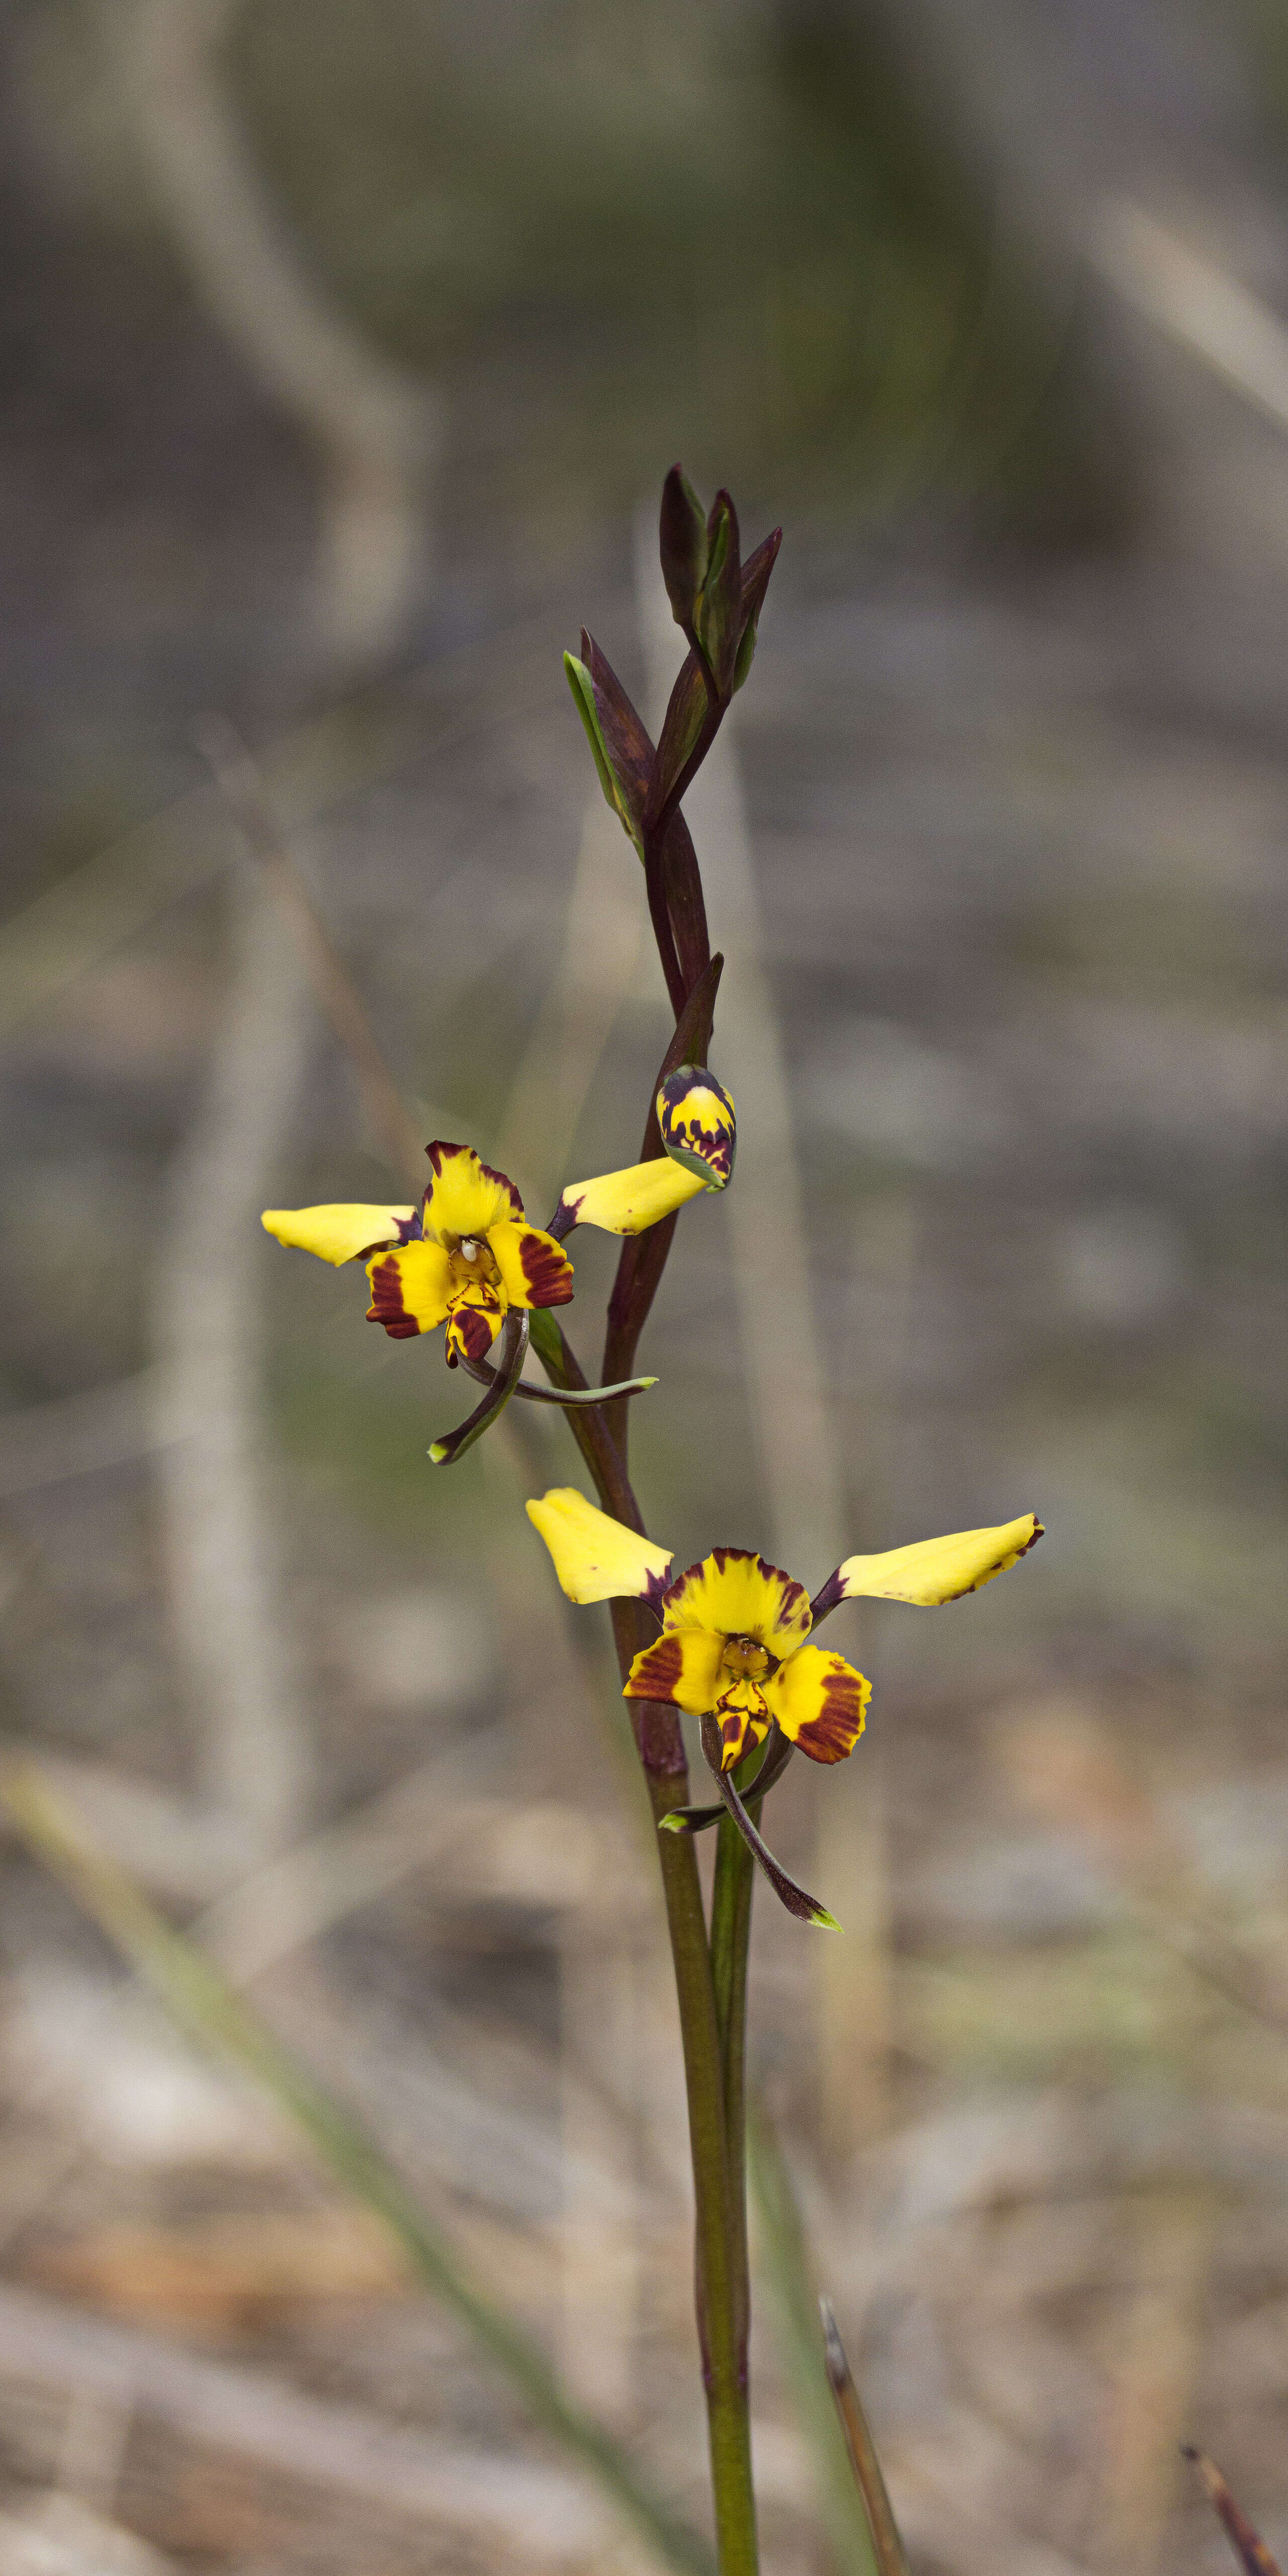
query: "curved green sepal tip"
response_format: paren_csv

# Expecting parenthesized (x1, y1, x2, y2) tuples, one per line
(811, 1907, 843, 1933)
(658, 1812, 689, 1834)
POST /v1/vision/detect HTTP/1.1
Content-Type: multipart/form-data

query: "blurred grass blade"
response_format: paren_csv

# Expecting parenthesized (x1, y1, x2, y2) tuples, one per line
(746, 2107, 878, 2576)
(0, 1760, 716, 2576)
(819, 2299, 911, 2576)
(1182, 2446, 1283, 2576)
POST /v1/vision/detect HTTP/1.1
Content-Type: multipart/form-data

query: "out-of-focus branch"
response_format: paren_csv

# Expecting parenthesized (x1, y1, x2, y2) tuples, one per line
(1182, 2447, 1284, 2576)
(151, 858, 310, 1853)
(819, 2300, 911, 2576)
(196, 715, 427, 1195)
(0, 2276, 605, 2565)
(112, 0, 439, 666)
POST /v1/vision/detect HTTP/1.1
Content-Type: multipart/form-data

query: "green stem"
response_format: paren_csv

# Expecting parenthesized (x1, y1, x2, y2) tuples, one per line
(530, 1314, 759, 2572)
(611, 1604, 759, 2576)
(709, 1767, 759, 2369)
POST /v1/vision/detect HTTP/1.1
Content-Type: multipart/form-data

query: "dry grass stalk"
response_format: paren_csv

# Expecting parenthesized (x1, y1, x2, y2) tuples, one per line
(1181, 2447, 1284, 2576)
(819, 2297, 911, 2576)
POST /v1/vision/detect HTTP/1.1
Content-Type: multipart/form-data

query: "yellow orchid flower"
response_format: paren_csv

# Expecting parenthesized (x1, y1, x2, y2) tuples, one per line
(553, 1065, 736, 1237)
(656, 1066, 736, 1187)
(264, 1140, 574, 1370)
(526, 1488, 1043, 1922)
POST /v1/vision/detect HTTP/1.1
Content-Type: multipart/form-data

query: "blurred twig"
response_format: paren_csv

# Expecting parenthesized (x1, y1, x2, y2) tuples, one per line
(1090, 200, 1288, 438)
(818, 2300, 911, 2576)
(494, 792, 645, 1214)
(0, 1760, 716, 2576)
(0, 2275, 601, 2564)
(1092, 2189, 1212, 2576)
(1182, 2447, 1284, 2576)
(195, 714, 426, 1194)
(997, 1708, 1288, 2047)
(745, 2110, 879, 2576)
(151, 858, 310, 1850)
(0, 626, 548, 1042)
(113, 0, 438, 665)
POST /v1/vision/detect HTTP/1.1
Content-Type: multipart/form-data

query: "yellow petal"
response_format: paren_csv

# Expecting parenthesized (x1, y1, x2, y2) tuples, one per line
(557, 1158, 707, 1236)
(765, 1646, 870, 1763)
(489, 1219, 575, 1310)
(526, 1487, 673, 1604)
(662, 1549, 812, 1658)
(657, 1066, 736, 1189)
(262, 1204, 414, 1266)
(423, 1143, 523, 1242)
(625, 1628, 727, 1715)
(365, 1240, 454, 1338)
(833, 1514, 1043, 1607)
(713, 1681, 772, 1770)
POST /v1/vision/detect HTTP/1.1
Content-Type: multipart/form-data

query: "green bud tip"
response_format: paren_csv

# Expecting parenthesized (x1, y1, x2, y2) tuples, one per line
(428, 1441, 450, 1464)
(812, 1907, 843, 1933)
(658, 1813, 689, 1834)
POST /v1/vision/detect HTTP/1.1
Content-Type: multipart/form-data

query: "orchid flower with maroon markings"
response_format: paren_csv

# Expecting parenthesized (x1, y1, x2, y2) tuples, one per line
(525, 1487, 1043, 1922)
(263, 1141, 575, 1368)
(551, 1064, 735, 1239)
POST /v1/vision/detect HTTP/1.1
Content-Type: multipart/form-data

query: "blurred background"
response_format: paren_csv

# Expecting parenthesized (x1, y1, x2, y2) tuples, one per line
(2, 0, 1288, 2569)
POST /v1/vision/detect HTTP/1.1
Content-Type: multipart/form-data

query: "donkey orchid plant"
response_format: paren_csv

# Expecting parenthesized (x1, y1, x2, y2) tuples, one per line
(264, 468, 1042, 2573)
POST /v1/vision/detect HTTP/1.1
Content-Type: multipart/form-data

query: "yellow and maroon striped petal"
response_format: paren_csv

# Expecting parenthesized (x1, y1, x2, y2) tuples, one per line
(364, 1240, 453, 1339)
(263, 1203, 415, 1266)
(526, 1486, 673, 1604)
(713, 1681, 772, 1771)
(624, 1627, 727, 1716)
(661, 1549, 812, 1657)
(657, 1066, 736, 1189)
(444, 1288, 505, 1365)
(764, 1646, 870, 1764)
(555, 1158, 708, 1237)
(488, 1219, 575, 1310)
(422, 1143, 523, 1243)
(831, 1514, 1043, 1607)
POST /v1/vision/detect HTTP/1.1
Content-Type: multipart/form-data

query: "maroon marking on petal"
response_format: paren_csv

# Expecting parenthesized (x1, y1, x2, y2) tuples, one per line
(452, 1304, 497, 1363)
(719, 1704, 747, 1757)
(479, 1158, 524, 1219)
(366, 1256, 420, 1340)
(624, 1634, 685, 1702)
(659, 1556, 710, 1612)
(425, 1141, 466, 1176)
(795, 1666, 868, 1764)
(519, 1230, 574, 1307)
